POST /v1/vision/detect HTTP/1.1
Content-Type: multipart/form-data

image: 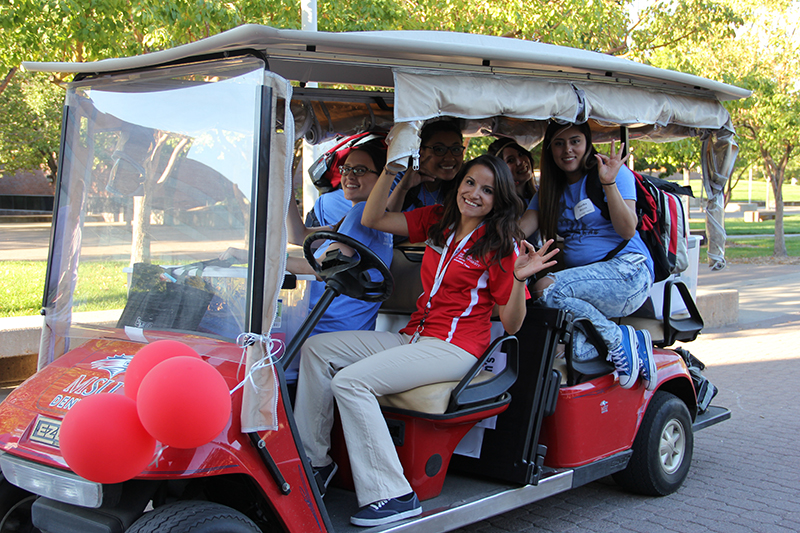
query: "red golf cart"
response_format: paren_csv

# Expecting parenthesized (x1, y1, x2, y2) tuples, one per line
(0, 24, 746, 533)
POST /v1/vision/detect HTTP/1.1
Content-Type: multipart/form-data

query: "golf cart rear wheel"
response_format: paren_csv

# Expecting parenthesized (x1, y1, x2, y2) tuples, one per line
(613, 390, 694, 496)
(126, 501, 261, 533)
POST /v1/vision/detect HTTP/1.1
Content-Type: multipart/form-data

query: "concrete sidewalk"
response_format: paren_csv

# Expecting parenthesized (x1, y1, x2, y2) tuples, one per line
(695, 260, 800, 328)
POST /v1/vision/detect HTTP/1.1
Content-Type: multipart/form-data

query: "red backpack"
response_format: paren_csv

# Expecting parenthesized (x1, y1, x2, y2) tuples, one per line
(585, 169, 692, 282)
(308, 132, 388, 193)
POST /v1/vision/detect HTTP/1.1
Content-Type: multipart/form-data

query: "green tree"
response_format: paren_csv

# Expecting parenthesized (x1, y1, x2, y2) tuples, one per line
(631, 138, 699, 179)
(667, 0, 800, 257)
(734, 65, 800, 257)
(630, 0, 800, 259)
(0, 0, 746, 182)
(0, 71, 62, 178)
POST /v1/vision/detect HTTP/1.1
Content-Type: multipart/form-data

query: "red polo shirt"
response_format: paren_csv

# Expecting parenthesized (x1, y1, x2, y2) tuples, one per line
(400, 205, 526, 357)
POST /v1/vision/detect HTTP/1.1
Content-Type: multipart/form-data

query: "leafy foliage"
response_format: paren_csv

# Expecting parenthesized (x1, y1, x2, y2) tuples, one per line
(0, 71, 62, 177)
(0, 0, 796, 219)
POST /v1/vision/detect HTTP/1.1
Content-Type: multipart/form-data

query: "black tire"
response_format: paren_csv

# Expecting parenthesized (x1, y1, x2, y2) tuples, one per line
(0, 474, 40, 533)
(126, 501, 261, 533)
(613, 391, 694, 496)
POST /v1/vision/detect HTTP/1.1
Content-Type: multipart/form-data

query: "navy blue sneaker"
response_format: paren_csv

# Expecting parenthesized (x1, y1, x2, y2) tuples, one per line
(610, 325, 639, 389)
(636, 329, 657, 391)
(313, 462, 338, 497)
(350, 492, 422, 527)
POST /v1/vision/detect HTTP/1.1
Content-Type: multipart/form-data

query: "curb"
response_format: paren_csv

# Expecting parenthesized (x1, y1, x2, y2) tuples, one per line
(0, 312, 118, 384)
(695, 289, 739, 329)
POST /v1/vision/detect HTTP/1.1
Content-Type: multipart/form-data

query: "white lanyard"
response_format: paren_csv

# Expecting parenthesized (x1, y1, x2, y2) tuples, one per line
(411, 223, 481, 343)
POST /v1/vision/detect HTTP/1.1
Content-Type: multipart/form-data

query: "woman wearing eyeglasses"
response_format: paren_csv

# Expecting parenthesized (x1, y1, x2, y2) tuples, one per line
(387, 118, 465, 212)
(284, 140, 394, 355)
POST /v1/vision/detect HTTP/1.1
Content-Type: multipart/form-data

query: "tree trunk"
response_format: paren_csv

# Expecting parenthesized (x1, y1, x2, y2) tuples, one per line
(761, 144, 791, 258)
(46, 152, 59, 181)
(771, 168, 786, 257)
(131, 194, 151, 264)
(0, 67, 17, 96)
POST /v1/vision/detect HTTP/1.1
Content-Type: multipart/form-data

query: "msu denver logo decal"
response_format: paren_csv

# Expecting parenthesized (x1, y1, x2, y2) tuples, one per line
(90, 354, 134, 379)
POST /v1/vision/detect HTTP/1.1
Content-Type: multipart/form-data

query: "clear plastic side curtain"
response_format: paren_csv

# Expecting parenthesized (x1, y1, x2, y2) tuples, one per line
(37, 93, 90, 369)
(240, 71, 295, 433)
(702, 130, 740, 269)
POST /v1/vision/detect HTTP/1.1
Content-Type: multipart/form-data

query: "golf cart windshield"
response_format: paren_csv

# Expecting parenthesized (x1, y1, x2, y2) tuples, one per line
(40, 57, 265, 363)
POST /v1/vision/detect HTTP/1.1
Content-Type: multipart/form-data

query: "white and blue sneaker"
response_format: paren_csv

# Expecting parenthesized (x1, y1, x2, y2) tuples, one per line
(350, 492, 422, 527)
(636, 329, 657, 391)
(610, 325, 639, 389)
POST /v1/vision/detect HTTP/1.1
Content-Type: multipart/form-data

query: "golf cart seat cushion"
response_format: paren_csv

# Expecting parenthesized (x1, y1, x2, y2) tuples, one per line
(378, 370, 495, 414)
(616, 295, 665, 343)
(552, 357, 568, 385)
(618, 315, 664, 344)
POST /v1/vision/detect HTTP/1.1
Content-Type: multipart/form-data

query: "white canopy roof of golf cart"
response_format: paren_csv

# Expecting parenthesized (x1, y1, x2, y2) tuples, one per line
(24, 24, 748, 141)
(25, 24, 748, 100)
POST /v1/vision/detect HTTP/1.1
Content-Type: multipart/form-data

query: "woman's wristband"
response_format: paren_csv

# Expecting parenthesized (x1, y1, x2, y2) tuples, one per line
(513, 272, 527, 283)
(601, 180, 616, 187)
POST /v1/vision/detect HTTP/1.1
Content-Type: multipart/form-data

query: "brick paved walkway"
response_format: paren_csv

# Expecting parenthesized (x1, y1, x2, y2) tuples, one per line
(454, 263, 800, 533)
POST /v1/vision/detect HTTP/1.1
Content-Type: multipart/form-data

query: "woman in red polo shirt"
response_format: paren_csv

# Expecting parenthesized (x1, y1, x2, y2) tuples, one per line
(293, 154, 557, 528)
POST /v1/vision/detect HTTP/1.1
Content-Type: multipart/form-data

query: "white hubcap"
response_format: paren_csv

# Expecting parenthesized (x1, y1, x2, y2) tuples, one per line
(659, 419, 686, 475)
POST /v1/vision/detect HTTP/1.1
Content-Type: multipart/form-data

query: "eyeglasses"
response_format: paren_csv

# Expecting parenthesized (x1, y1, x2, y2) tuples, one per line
(339, 165, 379, 177)
(421, 144, 465, 157)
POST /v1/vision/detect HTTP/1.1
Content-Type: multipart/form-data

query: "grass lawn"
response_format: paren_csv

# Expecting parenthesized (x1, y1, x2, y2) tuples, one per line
(686, 179, 800, 204)
(3, 215, 799, 318)
(691, 215, 800, 263)
(1, 262, 47, 318)
(0, 260, 128, 318)
(699, 236, 800, 264)
(690, 215, 800, 235)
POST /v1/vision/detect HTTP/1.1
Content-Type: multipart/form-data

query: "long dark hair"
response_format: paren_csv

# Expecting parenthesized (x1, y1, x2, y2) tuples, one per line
(428, 155, 524, 266)
(350, 139, 387, 173)
(538, 121, 599, 242)
(488, 138, 537, 202)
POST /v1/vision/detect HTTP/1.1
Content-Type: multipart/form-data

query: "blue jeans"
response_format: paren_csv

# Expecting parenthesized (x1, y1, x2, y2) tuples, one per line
(539, 254, 652, 361)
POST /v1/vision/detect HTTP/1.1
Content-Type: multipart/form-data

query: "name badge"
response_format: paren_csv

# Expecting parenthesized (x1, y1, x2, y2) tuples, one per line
(573, 198, 596, 220)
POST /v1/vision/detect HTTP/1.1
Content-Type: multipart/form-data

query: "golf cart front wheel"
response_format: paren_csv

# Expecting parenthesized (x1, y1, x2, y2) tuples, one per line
(0, 473, 39, 533)
(126, 501, 261, 533)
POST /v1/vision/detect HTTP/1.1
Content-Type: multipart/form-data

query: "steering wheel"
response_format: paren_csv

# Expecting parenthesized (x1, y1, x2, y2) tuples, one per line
(303, 230, 394, 303)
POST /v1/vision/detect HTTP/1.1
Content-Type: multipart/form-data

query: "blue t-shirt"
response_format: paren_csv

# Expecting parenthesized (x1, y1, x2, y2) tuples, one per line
(390, 171, 446, 211)
(307, 201, 394, 336)
(528, 166, 654, 276)
(312, 188, 351, 226)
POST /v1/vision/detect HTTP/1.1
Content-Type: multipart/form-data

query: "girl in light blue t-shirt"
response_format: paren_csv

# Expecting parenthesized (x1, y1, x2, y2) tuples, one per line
(519, 121, 657, 391)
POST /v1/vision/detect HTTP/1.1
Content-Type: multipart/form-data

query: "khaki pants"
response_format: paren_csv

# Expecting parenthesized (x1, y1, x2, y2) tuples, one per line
(294, 330, 475, 506)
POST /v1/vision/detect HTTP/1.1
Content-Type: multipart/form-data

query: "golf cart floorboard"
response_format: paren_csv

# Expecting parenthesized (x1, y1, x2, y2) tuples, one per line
(324, 468, 573, 533)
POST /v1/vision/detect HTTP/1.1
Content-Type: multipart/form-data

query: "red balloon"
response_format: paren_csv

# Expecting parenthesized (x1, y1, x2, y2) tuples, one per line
(60, 394, 156, 484)
(125, 340, 201, 400)
(137, 356, 231, 449)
